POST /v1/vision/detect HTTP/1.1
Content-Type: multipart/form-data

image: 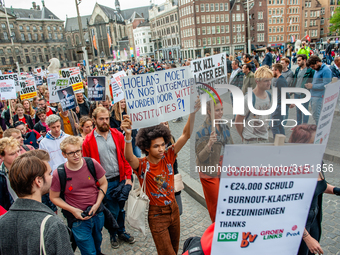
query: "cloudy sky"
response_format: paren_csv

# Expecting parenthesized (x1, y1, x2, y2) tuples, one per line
(6, 0, 165, 21)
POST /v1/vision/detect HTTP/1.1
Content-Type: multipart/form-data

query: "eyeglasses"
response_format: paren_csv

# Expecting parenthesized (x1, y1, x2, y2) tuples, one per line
(65, 149, 82, 156)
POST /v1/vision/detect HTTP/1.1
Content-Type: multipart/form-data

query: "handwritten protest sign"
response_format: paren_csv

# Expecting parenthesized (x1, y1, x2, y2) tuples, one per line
(314, 80, 340, 146)
(112, 71, 126, 88)
(0, 73, 20, 92)
(19, 76, 37, 100)
(57, 86, 76, 111)
(111, 78, 124, 104)
(211, 144, 326, 255)
(87, 76, 106, 101)
(0, 78, 16, 100)
(60, 67, 84, 93)
(47, 74, 67, 103)
(122, 66, 195, 129)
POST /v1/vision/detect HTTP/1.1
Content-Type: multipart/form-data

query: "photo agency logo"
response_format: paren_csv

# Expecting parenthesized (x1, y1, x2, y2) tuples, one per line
(198, 83, 312, 128)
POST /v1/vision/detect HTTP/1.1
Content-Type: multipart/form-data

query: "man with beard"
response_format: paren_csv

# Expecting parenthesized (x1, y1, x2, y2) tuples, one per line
(82, 107, 134, 249)
(235, 66, 273, 144)
(0, 150, 73, 255)
(305, 55, 332, 125)
(35, 98, 56, 123)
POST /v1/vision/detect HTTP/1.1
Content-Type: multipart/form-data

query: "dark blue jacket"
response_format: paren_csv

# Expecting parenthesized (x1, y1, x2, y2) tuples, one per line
(262, 52, 273, 67)
(274, 75, 289, 112)
(0, 164, 14, 211)
(330, 65, 340, 79)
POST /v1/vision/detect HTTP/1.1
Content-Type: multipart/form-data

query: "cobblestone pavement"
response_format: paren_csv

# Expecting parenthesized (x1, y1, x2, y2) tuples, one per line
(70, 190, 211, 255)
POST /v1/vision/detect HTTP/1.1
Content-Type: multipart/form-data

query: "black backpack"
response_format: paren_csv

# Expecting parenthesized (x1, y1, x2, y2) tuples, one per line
(22, 145, 30, 152)
(57, 157, 100, 200)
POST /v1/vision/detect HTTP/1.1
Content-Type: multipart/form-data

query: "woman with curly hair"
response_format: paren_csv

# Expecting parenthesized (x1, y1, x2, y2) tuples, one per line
(290, 124, 340, 255)
(195, 99, 232, 223)
(122, 99, 200, 255)
(78, 116, 94, 139)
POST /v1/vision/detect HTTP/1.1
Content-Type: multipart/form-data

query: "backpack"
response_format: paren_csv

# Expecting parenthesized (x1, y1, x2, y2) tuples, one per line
(57, 157, 100, 200)
(245, 91, 272, 120)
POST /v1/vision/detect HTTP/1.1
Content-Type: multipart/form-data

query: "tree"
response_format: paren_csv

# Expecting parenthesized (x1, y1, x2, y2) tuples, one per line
(330, 7, 340, 33)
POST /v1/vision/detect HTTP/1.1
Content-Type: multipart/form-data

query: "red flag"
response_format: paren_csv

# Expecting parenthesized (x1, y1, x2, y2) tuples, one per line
(306, 35, 311, 42)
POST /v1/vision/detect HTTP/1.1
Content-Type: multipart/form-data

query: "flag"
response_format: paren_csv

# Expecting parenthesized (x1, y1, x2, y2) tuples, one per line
(291, 36, 295, 43)
(92, 34, 97, 57)
(107, 33, 112, 52)
(306, 35, 311, 42)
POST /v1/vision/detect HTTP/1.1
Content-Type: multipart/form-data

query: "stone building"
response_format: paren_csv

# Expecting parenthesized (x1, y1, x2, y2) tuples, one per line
(134, 21, 153, 60)
(149, 0, 181, 60)
(0, 2, 68, 72)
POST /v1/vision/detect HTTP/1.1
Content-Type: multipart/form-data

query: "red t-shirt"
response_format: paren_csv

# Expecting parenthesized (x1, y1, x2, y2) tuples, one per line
(18, 116, 26, 124)
(46, 107, 53, 117)
(136, 145, 177, 206)
(50, 158, 106, 211)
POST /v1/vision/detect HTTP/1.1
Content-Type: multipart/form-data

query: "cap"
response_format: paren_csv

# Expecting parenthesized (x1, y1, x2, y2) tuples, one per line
(14, 121, 25, 127)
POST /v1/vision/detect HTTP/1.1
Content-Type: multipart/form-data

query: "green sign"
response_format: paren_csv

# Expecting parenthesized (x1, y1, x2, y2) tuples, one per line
(218, 232, 239, 242)
(56, 79, 69, 87)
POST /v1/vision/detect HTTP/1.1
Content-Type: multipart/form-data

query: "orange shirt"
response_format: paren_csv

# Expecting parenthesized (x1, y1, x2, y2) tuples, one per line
(60, 114, 73, 135)
(136, 145, 177, 206)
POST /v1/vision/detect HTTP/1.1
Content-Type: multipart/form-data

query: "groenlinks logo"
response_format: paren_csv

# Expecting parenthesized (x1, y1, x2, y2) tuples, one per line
(217, 232, 238, 242)
(260, 229, 284, 240)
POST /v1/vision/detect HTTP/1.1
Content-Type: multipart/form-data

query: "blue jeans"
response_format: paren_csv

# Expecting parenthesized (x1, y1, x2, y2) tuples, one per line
(295, 94, 310, 125)
(327, 54, 332, 65)
(272, 109, 285, 139)
(310, 97, 323, 126)
(72, 212, 105, 255)
(103, 179, 126, 236)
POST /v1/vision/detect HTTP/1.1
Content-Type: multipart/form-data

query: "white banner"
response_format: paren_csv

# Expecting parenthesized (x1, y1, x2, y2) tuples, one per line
(111, 78, 124, 104)
(314, 80, 340, 146)
(122, 66, 195, 129)
(19, 75, 37, 100)
(112, 71, 126, 88)
(59, 67, 84, 93)
(191, 53, 227, 89)
(211, 144, 326, 255)
(0, 73, 19, 92)
(47, 73, 66, 103)
(0, 78, 16, 100)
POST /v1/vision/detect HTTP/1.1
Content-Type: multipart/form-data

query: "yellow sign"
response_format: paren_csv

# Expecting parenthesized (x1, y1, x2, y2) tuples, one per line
(20, 91, 37, 100)
(72, 82, 84, 92)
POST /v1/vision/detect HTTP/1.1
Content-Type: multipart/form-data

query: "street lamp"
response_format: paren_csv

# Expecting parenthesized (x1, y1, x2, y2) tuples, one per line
(75, 0, 90, 76)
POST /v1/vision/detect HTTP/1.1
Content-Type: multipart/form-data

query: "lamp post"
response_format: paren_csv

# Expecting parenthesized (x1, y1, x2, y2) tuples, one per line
(75, 0, 90, 76)
(3, 0, 20, 72)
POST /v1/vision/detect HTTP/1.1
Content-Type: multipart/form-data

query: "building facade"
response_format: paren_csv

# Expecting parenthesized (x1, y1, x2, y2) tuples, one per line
(0, 2, 68, 72)
(149, 0, 181, 61)
(247, 0, 268, 49)
(134, 21, 153, 60)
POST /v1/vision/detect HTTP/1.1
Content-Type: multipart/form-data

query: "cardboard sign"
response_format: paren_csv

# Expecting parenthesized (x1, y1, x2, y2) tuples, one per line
(314, 80, 340, 146)
(19, 76, 37, 100)
(57, 86, 76, 111)
(87, 76, 106, 101)
(111, 78, 124, 104)
(191, 53, 227, 90)
(34, 75, 43, 86)
(112, 71, 126, 88)
(0, 73, 19, 92)
(0, 78, 16, 100)
(211, 144, 325, 255)
(47, 73, 66, 103)
(60, 67, 84, 93)
(122, 66, 195, 129)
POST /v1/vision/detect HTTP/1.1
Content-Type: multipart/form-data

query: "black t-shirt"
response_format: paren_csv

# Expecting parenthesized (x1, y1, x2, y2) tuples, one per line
(78, 101, 90, 117)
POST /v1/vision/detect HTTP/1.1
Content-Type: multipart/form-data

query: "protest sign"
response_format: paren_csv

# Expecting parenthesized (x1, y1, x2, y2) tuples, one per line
(122, 66, 195, 129)
(19, 76, 37, 100)
(56, 79, 69, 87)
(34, 75, 43, 86)
(112, 71, 126, 88)
(60, 67, 84, 93)
(191, 53, 227, 93)
(87, 76, 106, 101)
(57, 86, 76, 111)
(111, 78, 124, 104)
(314, 80, 340, 146)
(211, 144, 326, 255)
(0, 73, 19, 92)
(47, 74, 66, 103)
(0, 78, 16, 100)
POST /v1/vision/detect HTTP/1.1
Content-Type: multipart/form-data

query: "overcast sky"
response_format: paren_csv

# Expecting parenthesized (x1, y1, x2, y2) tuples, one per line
(6, 0, 164, 21)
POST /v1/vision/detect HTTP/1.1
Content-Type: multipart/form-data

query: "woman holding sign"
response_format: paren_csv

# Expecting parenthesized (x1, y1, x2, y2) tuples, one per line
(290, 124, 340, 255)
(195, 99, 233, 223)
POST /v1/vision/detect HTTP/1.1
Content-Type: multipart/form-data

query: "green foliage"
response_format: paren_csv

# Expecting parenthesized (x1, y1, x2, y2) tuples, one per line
(330, 7, 340, 33)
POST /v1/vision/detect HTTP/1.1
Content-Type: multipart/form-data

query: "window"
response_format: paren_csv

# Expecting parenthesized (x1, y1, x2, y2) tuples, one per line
(53, 26, 57, 31)
(221, 37, 225, 44)
(201, 15, 205, 23)
(269, 9, 272, 15)
(236, 14, 241, 21)
(39, 26, 43, 31)
(226, 25, 229, 33)
(26, 56, 30, 63)
(19, 26, 23, 30)
(212, 37, 216, 45)
(233, 25, 236, 32)
(197, 28, 200, 35)
(211, 15, 215, 23)
(196, 5, 199, 12)
(305, 11, 308, 17)
(211, 4, 214, 11)
(269, 28, 272, 33)
(226, 36, 230, 44)
(206, 4, 209, 11)
(220, 3, 224, 11)
(196, 17, 200, 24)
(47, 26, 51, 31)
(258, 12, 263, 19)
(1, 57, 6, 65)
(225, 3, 229, 11)
(225, 14, 229, 22)
(236, 5, 240, 10)
(26, 26, 30, 31)
(212, 26, 215, 34)
(21, 33, 25, 41)
(206, 15, 210, 23)
(215, 3, 219, 11)
(3, 32, 8, 40)
(202, 27, 206, 35)
(207, 38, 211, 45)
(34, 33, 38, 40)
(216, 26, 220, 33)
(221, 25, 225, 33)
(201, 4, 204, 12)
(216, 15, 219, 22)
(259, 1, 262, 6)
(269, 18, 272, 24)
(198, 39, 201, 46)
(1, 24, 5, 29)
(48, 33, 52, 39)
(203, 38, 206, 45)
(207, 26, 211, 34)
(9, 24, 13, 29)
(221, 14, 224, 22)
